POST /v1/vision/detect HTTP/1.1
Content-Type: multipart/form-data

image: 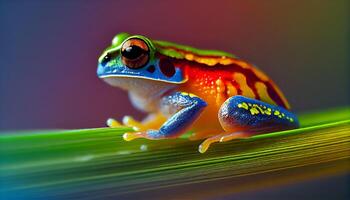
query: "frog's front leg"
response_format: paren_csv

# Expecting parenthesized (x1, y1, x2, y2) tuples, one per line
(107, 113, 166, 131)
(199, 95, 299, 153)
(123, 92, 207, 141)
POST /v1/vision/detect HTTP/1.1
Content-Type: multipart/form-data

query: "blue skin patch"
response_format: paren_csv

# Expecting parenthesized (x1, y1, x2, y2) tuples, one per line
(219, 95, 299, 132)
(146, 92, 207, 138)
(97, 55, 185, 84)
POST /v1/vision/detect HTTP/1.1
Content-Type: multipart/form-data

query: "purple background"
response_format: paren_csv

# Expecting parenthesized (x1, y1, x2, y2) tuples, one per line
(0, 1, 349, 199)
(0, 0, 349, 130)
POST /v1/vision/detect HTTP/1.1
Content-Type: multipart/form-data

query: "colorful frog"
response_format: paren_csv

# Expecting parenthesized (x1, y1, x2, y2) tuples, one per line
(97, 33, 299, 153)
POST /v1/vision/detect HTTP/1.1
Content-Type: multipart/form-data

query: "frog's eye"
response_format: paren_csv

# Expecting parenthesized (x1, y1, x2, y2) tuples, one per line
(121, 38, 149, 69)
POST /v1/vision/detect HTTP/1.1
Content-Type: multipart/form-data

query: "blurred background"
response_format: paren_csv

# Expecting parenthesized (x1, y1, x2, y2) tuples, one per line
(0, 0, 349, 199)
(0, 0, 349, 130)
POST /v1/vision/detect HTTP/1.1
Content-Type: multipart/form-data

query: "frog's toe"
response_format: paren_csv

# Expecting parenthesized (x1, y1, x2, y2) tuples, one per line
(198, 135, 223, 153)
(106, 118, 122, 128)
(123, 131, 152, 141)
(198, 132, 250, 153)
(122, 116, 145, 131)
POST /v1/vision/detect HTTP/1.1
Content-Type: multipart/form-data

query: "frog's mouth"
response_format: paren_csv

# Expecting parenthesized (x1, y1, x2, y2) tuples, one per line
(97, 61, 187, 84)
(101, 76, 177, 97)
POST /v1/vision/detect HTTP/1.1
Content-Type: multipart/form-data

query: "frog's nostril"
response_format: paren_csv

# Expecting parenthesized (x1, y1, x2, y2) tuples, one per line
(101, 51, 118, 66)
(101, 54, 111, 66)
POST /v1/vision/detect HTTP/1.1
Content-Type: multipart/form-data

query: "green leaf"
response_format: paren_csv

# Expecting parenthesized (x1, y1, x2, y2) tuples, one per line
(0, 108, 349, 199)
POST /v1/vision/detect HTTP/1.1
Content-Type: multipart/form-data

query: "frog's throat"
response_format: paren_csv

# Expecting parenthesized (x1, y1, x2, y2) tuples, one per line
(101, 76, 179, 97)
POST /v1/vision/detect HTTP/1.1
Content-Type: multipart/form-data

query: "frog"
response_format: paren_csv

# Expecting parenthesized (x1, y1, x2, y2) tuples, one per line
(97, 32, 299, 153)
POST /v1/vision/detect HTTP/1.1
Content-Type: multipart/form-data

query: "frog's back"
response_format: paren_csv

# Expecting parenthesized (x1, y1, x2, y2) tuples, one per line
(154, 40, 291, 110)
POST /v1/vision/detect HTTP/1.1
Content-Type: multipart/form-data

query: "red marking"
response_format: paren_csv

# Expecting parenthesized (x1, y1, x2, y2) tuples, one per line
(157, 44, 270, 100)
(167, 56, 286, 107)
(155, 53, 287, 108)
(231, 80, 242, 95)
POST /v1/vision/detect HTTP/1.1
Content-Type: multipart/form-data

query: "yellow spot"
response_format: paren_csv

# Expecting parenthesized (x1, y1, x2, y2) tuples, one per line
(183, 53, 236, 66)
(235, 60, 250, 69)
(183, 54, 265, 68)
(250, 107, 260, 115)
(226, 81, 237, 97)
(181, 92, 198, 98)
(215, 79, 226, 106)
(220, 58, 234, 65)
(215, 79, 225, 92)
(234, 73, 256, 99)
(238, 102, 249, 110)
(255, 82, 277, 106)
(265, 108, 272, 115)
(253, 104, 265, 114)
(289, 118, 294, 122)
(185, 53, 194, 60)
(274, 110, 280, 116)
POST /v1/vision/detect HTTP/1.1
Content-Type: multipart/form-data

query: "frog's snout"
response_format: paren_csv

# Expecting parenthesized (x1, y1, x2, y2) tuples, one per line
(97, 63, 122, 77)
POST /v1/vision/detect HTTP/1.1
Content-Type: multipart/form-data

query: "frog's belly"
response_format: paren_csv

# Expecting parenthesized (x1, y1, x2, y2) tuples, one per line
(188, 97, 225, 139)
(191, 108, 224, 136)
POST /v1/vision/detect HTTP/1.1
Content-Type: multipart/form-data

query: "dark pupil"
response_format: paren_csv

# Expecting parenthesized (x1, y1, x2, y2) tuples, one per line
(122, 45, 145, 60)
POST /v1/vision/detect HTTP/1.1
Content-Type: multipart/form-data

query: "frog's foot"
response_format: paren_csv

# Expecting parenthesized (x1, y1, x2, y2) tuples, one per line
(106, 117, 141, 131)
(122, 116, 146, 131)
(198, 132, 250, 153)
(108, 113, 166, 132)
(106, 116, 153, 131)
(123, 92, 207, 142)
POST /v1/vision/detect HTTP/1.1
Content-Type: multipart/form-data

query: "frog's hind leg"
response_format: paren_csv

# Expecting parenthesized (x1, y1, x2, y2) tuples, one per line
(199, 95, 299, 153)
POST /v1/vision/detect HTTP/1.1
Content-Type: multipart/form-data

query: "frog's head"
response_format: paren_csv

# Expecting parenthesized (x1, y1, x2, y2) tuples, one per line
(97, 33, 186, 93)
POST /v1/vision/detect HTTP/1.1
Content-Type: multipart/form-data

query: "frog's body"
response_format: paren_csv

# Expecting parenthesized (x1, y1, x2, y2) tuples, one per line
(97, 33, 299, 153)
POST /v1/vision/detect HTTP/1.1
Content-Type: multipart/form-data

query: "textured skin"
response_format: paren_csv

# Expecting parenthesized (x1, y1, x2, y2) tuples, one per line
(218, 95, 299, 133)
(98, 33, 299, 151)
